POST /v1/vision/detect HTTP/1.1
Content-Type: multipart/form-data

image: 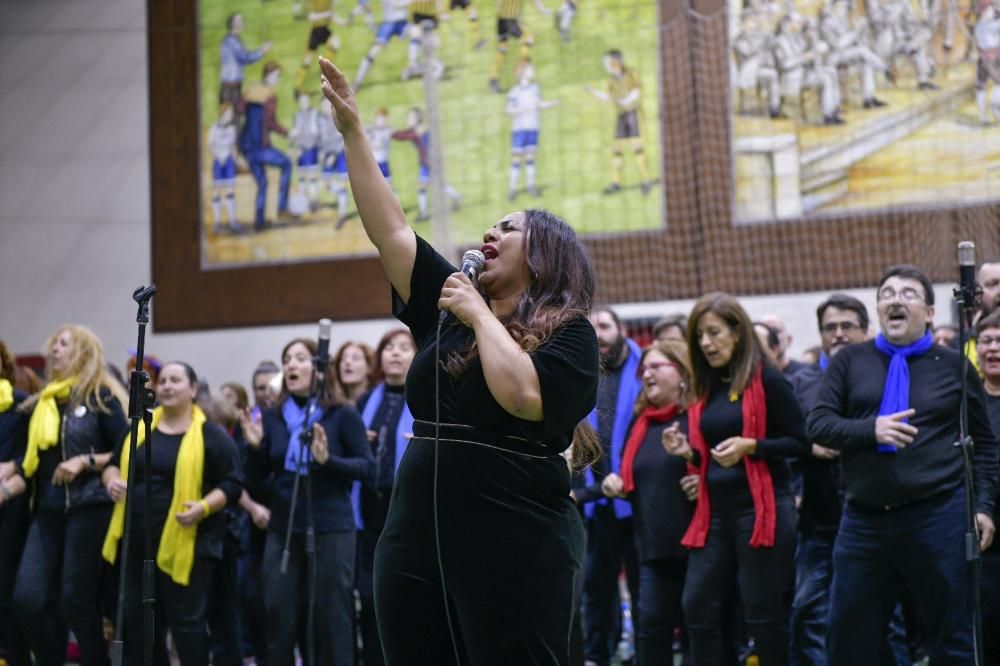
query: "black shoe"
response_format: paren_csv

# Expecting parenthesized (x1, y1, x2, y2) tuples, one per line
(769, 107, 787, 120)
(863, 97, 887, 108)
(823, 113, 846, 125)
(602, 183, 621, 195)
(640, 180, 652, 196)
(527, 185, 540, 197)
(918, 81, 939, 91)
(489, 79, 501, 94)
(885, 70, 896, 85)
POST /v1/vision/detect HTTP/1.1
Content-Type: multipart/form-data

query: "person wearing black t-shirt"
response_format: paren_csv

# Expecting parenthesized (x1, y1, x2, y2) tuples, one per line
(975, 311, 1000, 664)
(241, 337, 374, 666)
(320, 57, 601, 664)
(101, 361, 243, 665)
(603, 339, 697, 665)
(808, 265, 999, 664)
(355, 328, 416, 666)
(8, 324, 128, 666)
(0, 340, 30, 666)
(664, 293, 808, 666)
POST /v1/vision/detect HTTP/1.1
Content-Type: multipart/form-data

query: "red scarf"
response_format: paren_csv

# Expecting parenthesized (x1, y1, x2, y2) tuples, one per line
(681, 366, 776, 549)
(621, 403, 681, 494)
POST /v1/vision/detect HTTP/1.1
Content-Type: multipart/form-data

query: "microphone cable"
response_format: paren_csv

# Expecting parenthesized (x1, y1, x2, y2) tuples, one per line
(434, 315, 463, 665)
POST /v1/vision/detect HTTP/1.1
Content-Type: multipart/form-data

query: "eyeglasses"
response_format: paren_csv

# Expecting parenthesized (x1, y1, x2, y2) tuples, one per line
(877, 287, 924, 304)
(978, 336, 1000, 349)
(638, 361, 677, 376)
(821, 321, 861, 334)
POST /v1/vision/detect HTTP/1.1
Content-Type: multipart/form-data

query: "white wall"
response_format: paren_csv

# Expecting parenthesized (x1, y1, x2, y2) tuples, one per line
(0, 0, 959, 391)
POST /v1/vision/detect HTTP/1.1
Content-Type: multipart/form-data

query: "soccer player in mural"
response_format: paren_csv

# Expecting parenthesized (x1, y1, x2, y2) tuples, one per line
(444, 0, 486, 50)
(292, 92, 322, 208)
(219, 12, 272, 107)
(870, 0, 939, 90)
(976, 0, 1000, 124)
(585, 49, 654, 196)
(391, 107, 461, 222)
(318, 97, 352, 228)
(488, 0, 552, 94)
(367, 107, 395, 187)
(240, 61, 296, 232)
(401, 0, 446, 82)
(554, 0, 577, 42)
(505, 61, 558, 201)
(295, 0, 343, 94)
(772, 13, 845, 125)
(208, 103, 243, 234)
(819, 0, 890, 109)
(349, 0, 377, 31)
(354, 0, 414, 90)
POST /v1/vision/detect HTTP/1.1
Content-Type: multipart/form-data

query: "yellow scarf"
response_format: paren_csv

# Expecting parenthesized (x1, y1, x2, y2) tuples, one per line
(102, 405, 207, 586)
(966, 338, 982, 376)
(22, 377, 77, 478)
(0, 379, 13, 413)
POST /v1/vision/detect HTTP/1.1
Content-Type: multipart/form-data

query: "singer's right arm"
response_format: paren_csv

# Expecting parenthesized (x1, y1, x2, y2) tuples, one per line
(320, 57, 417, 303)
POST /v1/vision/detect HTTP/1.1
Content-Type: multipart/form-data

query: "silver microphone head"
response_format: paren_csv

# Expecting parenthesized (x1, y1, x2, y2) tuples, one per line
(958, 241, 975, 267)
(318, 318, 333, 342)
(462, 249, 487, 280)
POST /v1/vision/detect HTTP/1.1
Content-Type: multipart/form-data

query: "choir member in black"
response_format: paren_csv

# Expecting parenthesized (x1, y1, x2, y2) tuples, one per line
(601, 339, 697, 665)
(7, 324, 127, 666)
(0, 339, 30, 666)
(101, 361, 243, 665)
(319, 56, 602, 664)
(663, 293, 808, 666)
(354, 328, 416, 666)
(974, 311, 1000, 664)
(808, 265, 998, 664)
(240, 337, 373, 665)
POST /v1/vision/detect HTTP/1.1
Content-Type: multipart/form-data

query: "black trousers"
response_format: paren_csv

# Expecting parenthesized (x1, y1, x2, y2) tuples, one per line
(120, 532, 216, 666)
(262, 528, 356, 666)
(983, 550, 1000, 665)
(637, 557, 687, 666)
(0, 495, 31, 666)
(683, 495, 796, 666)
(239, 525, 268, 663)
(357, 524, 384, 666)
(582, 506, 640, 666)
(13, 504, 112, 666)
(374, 437, 584, 666)
(208, 530, 244, 666)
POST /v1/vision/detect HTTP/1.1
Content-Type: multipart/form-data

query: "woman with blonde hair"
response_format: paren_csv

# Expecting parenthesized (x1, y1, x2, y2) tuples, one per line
(8, 324, 128, 666)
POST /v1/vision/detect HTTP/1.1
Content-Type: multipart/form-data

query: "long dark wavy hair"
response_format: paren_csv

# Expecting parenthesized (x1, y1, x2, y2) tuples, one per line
(445, 209, 602, 470)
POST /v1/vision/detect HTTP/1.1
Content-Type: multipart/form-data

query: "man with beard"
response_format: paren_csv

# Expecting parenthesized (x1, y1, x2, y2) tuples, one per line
(974, 311, 1000, 663)
(808, 265, 998, 664)
(577, 307, 643, 666)
(789, 294, 908, 665)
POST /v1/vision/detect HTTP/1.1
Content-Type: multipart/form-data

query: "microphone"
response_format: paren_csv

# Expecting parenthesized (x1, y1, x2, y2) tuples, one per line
(439, 249, 487, 324)
(315, 318, 333, 375)
(958, 241, 977, 313)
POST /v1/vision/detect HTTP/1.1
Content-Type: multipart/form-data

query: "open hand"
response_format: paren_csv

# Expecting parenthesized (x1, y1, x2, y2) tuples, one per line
(319, 57, 362, 137)
(311, 423, 330, 465)
(240, 408, 263, 447)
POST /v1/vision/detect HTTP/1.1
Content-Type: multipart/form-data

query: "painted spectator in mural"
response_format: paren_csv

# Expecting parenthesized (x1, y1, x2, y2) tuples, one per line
(292, 92, 322, 209)
(208, 103, 242, 234)
(219, 12, 272, 107)
(318, 97, 352, 228)
(733, 10, 782, 116)
(870, 0, 939, 90)
(976, 0, 1000, 123)
(772, 13, 845, 125)
(819, 0, 890, 109)
(585, 49, 654, 196)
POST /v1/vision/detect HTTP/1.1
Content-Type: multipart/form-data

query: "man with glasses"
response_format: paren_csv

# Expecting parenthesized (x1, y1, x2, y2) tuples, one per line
(808, 265, 998, 664)
(974, 311, 1000, 662)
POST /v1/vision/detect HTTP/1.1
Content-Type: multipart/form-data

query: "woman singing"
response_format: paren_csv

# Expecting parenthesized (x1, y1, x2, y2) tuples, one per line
(101, 361, 243, 665)
(240, 337, 373, 665)
(663, 294, 807, 665)
(603, 339, 697, 665)
(9, 324, 128, 666)
(319, 57, 601, 664)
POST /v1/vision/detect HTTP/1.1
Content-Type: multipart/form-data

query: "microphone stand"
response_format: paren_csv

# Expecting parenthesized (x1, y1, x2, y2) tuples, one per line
(280, 350, 325, 666)
(953, 279, 984, 666)
(111, 285, 157, 666)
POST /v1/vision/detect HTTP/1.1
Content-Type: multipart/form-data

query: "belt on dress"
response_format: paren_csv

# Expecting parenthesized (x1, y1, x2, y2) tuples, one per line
(412, 420, 560, 460)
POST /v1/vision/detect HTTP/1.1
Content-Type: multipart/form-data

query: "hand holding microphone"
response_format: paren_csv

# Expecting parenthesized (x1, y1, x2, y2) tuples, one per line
(438, 250, 486, 326)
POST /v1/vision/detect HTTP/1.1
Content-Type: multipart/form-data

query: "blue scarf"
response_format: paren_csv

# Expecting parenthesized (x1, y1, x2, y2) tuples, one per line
(584, 338, 643, 519)
(282, 397, 324, 475)
(818, 352, 830, 373)
(873, 332, 934, 453)
(351, 383, 414, 529)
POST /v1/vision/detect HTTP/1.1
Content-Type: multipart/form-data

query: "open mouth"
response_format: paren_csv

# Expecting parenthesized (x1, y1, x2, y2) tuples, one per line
(887, 310, 907, 324)
(481, 243, 499, 261)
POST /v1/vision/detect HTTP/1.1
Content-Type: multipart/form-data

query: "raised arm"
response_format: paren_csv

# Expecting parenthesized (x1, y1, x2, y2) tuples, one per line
(320, 57, 417, 303)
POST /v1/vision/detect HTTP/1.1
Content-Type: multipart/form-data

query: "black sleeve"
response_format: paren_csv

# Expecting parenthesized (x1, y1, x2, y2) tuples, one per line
(392, 235, 457, 347)
(575, 483, 605, 505)
(202, 422, 245, 506)
(97, 396, 129, 455)
(754, 367, 810, 458)
(807, 350, 879, 451)
(530, 317, 600, 442)
(317, 406, 375, 482)
(246, 409, 275, 487)
(968, 366, 999, 515)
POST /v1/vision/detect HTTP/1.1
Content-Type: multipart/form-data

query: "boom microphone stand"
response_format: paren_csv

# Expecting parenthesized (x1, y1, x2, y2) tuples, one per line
(111, 284, 157, 666)
(954, 241, 984, 666)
